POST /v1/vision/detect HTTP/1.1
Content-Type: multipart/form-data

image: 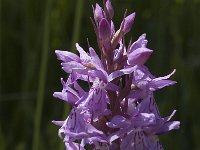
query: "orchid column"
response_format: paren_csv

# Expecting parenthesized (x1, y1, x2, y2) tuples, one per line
(52, 0, 180, 150)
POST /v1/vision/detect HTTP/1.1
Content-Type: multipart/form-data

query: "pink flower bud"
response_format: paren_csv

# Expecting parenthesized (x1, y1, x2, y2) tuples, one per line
(99, 18, 111, 43)
(106, 0, 114, 19)
(94, 3, 104, 23)
(121, 12, 135, 34)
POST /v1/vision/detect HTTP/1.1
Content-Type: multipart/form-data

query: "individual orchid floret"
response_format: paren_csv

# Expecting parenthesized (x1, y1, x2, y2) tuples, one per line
(132, 65, 177, 92)
(119, 111, 180, 150)
(128, 33, 148, 53)
(56, 44, 91, 74)
(126, 66, 177, 113)
(53, 78, 86, 106)
(78, 78, 110, 119)
(57, 43, 108, 83)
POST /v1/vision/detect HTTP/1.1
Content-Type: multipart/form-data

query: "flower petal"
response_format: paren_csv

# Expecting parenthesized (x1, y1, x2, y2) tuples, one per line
(53, 92, 79, 105)
(120, 130, 147, 150)
(55, 50, 80, 62)
(131, 113, 156, 128)
(88, 70, 108, 83)
(155, 121, 180, 135)
(107, 115, 130, 128)
(136, 95, 161, 118)
(52, 120, 64, 126)
(128, 33, 148, 53)
(153, 69, 176, 81)
(128, 48, 153, 65)
(74, 81, 85, 97)
(149, 80, 177, 91)
(108, 66, 135, 82)
(121, 130, 164, 150)
(76, 43, 91, 63)
(62, 61, 85, 73)
(89, 47, 104, 69)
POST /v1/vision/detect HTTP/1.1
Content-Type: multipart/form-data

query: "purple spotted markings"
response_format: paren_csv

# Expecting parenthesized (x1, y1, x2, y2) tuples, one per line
(52, 0, 180, 149)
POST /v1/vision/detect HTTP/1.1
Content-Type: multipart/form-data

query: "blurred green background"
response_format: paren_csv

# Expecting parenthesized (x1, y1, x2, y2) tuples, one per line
(1, 0, 200, 150)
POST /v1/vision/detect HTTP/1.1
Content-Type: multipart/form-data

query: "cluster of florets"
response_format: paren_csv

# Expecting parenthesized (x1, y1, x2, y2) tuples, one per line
(52, 0, 180, 149)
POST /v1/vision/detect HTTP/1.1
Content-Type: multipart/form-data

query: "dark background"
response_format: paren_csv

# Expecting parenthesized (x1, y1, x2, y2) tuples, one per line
(1, 0, 200, 150)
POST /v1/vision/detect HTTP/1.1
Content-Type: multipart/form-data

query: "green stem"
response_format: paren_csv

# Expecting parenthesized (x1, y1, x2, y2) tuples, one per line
(59, 0, 84, 150)
(32, 1, 52, 150)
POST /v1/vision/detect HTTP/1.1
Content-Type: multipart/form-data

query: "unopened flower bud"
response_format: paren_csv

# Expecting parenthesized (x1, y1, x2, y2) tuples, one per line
(106, 0, 114, 19)
(99, 18, 111, 41)
(94, 3, 104, 23)
(121, 12, 135, 34)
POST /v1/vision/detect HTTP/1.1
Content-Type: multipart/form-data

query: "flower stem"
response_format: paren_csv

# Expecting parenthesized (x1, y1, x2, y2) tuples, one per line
(32, 1, 52, 150)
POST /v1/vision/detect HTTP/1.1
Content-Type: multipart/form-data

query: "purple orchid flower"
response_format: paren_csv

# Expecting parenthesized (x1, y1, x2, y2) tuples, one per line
(53, 1, 180, 149)
(53, 78, 86, 106)
(77, 78, 110, 120)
